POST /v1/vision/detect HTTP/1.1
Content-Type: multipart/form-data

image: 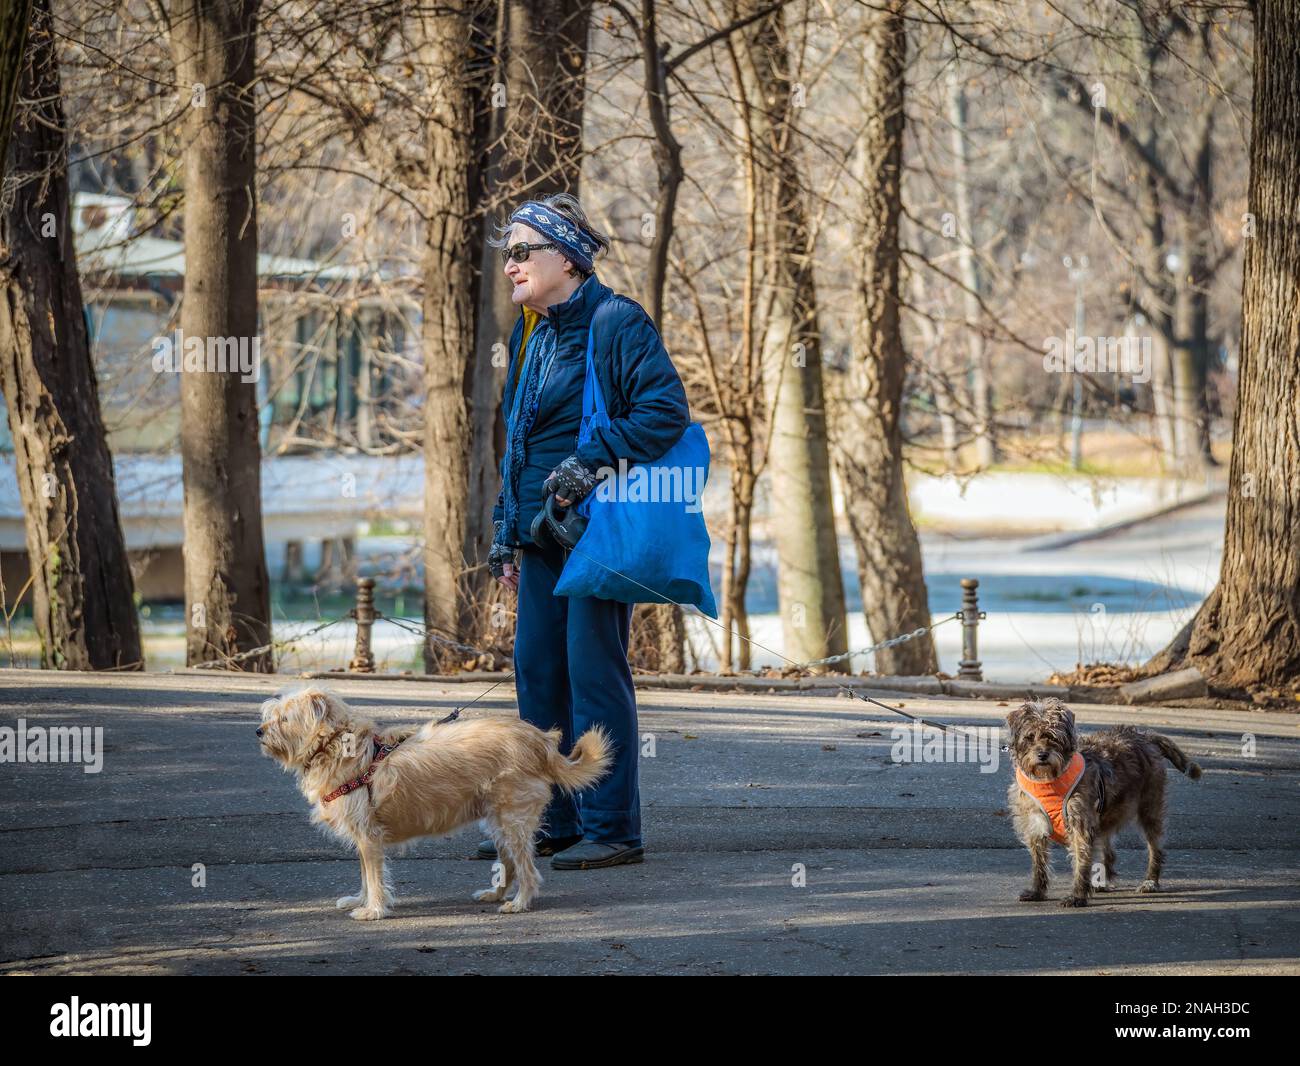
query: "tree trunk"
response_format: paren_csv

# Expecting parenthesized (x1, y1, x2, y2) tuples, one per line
(502, 0, 590, 184)
(639, 0, 681, 330)
(832, 0, 937, 677)
(1147, 0, 1300, 691)
(720, 464, 755, 672)
(946, 60, 996, 468)
(1170, 213, 1204, 474)
(420, 2, 492, 672)
(1187, 96, 1218, 467)
(0, 0, 33, 175)
(621, 0, 687, 671)
(1180, 17, 1220, 469)
(708, 33, 765, 676)
(732, 0, 848, 671)
(908, 264, 959, 470)
(0, 0, 142, 669)
(1134, 317, 1176, 463)
(629, 601, 685, 673)
(168, 0, 272, 670)
(733, 496, 754, 671)
(465, 0, 591, 644)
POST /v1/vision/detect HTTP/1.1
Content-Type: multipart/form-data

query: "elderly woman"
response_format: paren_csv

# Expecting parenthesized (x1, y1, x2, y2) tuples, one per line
(481, 192, 690, 870)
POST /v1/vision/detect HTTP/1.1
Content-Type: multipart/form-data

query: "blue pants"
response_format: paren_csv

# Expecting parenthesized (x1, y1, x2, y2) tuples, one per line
(513, 537, 641, 845)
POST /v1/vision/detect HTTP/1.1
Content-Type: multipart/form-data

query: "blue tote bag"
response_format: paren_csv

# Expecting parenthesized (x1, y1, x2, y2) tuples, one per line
(553, 302, 718, 618)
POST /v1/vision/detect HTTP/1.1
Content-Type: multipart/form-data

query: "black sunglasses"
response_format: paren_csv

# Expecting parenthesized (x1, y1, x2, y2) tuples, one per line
(501, 241, 558, 264)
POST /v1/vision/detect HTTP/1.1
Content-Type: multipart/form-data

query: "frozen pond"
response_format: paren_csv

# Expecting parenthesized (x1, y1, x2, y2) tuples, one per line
(686, 495, 1224, 681)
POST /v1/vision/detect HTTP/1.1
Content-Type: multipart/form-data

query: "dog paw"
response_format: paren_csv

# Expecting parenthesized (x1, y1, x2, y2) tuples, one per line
(336, 894, 364, 909)
(499, 897, 532, 914)
(349, 904, 388, 921)
(472, 888, 506, 904)
(1138, 879, 1159, 894)
(1018, 889, 1046, 902)
(1060, 895, 1089, 908)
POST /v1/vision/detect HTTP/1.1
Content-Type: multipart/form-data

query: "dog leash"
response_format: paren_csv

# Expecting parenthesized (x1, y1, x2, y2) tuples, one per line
(431, 533, 986, 742)
(557, 540, 987, 741)
(376, 612, 514, 722)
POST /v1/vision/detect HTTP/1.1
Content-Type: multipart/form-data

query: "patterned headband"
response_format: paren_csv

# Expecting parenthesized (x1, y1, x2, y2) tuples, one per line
(508, 201, 599, 273)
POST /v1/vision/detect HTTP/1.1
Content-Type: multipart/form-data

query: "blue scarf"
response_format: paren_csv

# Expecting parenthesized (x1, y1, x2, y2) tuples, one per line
(496, 315, 559, 548)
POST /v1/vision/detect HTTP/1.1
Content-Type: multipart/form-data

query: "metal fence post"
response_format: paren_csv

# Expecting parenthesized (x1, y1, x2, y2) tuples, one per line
(958, 578, 985, 681)
(349, 577, 376, 673)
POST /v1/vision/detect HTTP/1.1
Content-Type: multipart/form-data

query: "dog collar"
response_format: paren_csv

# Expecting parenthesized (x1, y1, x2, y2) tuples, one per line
(1016, 751, 1086, 845)
(322, 735, 406, 804)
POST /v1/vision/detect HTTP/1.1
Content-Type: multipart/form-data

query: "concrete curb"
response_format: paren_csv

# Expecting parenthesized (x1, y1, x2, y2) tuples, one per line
(631, 672, 1080, 702)
(301, 667, 1086, 704)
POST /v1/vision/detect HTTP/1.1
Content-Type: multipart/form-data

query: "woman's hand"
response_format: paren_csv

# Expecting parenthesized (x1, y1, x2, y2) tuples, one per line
(489, 525, 518, 590)
(544, 455, 598, 508)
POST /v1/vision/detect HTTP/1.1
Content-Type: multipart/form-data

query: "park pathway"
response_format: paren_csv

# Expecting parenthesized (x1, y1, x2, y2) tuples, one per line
(0, 671, 1295, 975)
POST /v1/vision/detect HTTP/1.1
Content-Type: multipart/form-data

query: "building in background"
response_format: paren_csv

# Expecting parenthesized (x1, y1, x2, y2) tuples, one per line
(0, 193, 423, 601)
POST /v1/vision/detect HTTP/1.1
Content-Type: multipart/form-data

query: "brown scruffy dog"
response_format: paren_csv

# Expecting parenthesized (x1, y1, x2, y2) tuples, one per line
(257, 686, 612, 918)
(1006, 697, 1201, 907)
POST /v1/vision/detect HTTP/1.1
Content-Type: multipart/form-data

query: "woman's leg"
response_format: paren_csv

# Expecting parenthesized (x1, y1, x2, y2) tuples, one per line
(513, 540, 581, 839)
(565, 582, 640, 846)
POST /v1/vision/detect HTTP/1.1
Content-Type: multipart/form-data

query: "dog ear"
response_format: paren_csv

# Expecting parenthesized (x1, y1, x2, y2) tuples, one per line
(308, 691, 330, 721)
(1006, 700, 1033, 735)
(1060, 704, 1077, 748)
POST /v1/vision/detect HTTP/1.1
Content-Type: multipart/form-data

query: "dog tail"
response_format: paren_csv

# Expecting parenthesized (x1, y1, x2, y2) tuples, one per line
(1149, 731, 1203, 780)
(547, 726, 614, 794)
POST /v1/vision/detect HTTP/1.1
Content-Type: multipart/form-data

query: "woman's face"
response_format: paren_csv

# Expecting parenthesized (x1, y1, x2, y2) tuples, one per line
(503, 223, 576, 313)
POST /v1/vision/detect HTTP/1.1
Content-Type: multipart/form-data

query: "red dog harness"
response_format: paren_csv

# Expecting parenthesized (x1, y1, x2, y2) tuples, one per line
(1015, 752, 1086, 845)
(322, 735, 405, 804)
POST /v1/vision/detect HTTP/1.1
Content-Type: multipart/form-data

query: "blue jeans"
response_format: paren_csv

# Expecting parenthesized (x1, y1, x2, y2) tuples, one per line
(513, 537, 641, 846)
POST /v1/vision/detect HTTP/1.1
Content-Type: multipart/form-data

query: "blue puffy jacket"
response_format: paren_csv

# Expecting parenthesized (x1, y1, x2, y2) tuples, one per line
(493, 276, 690, 537)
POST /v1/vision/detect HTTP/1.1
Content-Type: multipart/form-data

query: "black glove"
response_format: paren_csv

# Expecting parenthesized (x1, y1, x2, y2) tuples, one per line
(544, 455, 599, 505)
(489, 522, 516, 580)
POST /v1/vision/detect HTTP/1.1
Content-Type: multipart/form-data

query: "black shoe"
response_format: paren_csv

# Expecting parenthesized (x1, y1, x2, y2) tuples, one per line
(550, 839, 645, 870)
(474, 833, 582, 860)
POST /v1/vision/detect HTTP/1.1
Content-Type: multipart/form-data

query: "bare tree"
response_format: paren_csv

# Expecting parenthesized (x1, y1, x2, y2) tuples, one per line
(419, 1, 495, 672)
(166, 0, 272, 669)
(1042, 4, 1238, 473)
(0, 0, 33, 175)
(945, 54, 997, 468)
(609, 0, 804, 673)
(731, 0, 847, 670)
(830, 0, 936, 676)
(466, 0, 592, 651)
(0, 0, 142, 669)
(1147, 0, 1300, 691)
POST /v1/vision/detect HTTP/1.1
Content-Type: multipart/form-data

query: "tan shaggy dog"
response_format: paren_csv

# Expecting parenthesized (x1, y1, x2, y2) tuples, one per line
(1007, 697, 1202, 907)
(257, 686, 612, 918)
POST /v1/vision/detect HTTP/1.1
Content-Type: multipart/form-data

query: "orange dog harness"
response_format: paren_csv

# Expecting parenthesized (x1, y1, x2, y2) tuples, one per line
(1016, 752, 1086, 845)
